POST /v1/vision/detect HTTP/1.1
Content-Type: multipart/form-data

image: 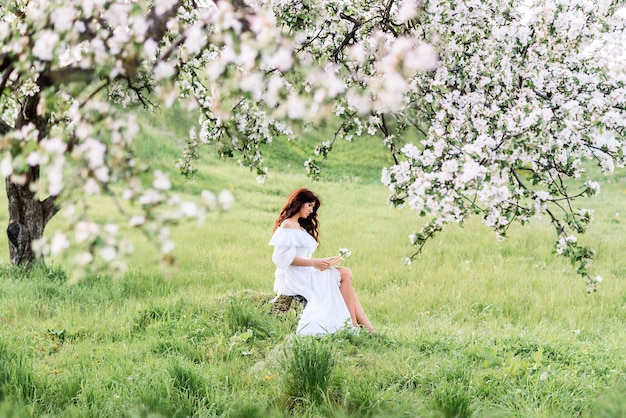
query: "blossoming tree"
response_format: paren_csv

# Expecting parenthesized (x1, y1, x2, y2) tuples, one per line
(260, 0, 625, 291)
(377, 0, 626, 292)
(1, 0, 624, 289)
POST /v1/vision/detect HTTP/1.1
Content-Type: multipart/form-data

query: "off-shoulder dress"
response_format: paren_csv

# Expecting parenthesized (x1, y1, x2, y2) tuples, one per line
(269, 227, 352, 336)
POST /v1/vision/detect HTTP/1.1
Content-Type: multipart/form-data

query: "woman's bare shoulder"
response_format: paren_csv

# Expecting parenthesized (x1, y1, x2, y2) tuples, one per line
(280, 219, 301, 229)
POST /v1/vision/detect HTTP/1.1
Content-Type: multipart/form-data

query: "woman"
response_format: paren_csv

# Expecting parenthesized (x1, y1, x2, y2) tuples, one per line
(269, 188, 375, 336)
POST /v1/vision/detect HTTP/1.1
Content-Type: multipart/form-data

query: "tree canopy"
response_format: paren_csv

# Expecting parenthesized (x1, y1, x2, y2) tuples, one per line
(1, 0, 625, 288)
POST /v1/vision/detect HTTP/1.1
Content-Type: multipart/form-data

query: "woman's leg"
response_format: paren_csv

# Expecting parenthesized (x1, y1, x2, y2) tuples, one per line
(337, 268, 375, 333)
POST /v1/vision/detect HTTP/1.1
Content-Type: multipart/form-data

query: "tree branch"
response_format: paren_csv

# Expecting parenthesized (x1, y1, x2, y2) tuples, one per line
(379, 0, 399, 37)
(79, 81, 109, 108)
(146, 1, 184, 42)
(122, 75, 155, 109)
(159, 34, 188, 63)
(44, 66, 96, 86)
(332, 13, 364, 62)
(511, 167, 528, 191)
(41, 195, 60, 227)
(379, 114, 399, 165)
(297, 25, 326, 54)
(0, 117, 12, 135)
(0, 52, 12, 73)
(533, 89, 552, 101)
(1, 64, 15, 99)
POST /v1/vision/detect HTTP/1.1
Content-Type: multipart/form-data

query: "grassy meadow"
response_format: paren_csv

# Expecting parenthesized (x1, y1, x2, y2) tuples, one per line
(0, 109, 625, 417)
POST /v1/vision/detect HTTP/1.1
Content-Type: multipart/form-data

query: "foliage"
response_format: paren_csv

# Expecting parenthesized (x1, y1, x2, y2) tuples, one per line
(0, 0, 245, 269)
(378, 0, 626, 291)
(2, 0, 625, 286)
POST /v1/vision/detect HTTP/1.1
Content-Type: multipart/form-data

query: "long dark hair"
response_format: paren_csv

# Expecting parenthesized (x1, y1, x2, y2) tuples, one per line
(273, 188, 321, 242)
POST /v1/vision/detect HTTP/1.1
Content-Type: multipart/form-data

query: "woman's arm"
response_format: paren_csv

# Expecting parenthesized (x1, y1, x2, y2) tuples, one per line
(292, 256, 333, 271)
(272, 246, 330, 269)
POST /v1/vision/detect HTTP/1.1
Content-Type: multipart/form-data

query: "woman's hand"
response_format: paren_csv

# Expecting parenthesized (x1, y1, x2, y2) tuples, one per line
(311, 257, 333, 271)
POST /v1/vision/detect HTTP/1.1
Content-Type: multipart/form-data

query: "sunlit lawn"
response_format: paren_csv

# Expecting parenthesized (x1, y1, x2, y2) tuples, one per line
(0, 120, 624, 416)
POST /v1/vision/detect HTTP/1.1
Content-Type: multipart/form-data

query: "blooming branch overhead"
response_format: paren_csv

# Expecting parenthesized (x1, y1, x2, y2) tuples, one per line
(378, 0, 626, 291)
(1, 0, 624, 288)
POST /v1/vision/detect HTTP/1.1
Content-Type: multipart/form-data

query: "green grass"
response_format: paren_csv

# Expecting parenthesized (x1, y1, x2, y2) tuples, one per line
(281, 336, 337, 407)
(0, 108, 624, 416)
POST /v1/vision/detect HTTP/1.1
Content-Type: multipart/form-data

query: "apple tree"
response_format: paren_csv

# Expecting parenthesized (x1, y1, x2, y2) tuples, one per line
(2, 0, 625, 290)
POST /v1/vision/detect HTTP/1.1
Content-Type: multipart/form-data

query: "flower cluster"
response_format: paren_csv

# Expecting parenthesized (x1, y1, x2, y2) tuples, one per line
(1, 0, 623, 287)
(337, 248, 352, 258)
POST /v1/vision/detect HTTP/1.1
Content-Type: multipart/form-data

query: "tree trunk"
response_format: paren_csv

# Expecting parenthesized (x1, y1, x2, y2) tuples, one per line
(6, 168, 58, 266)
(4, 77, 59, 266)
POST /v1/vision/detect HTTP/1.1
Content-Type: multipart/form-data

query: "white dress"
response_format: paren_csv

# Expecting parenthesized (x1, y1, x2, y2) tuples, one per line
(269, 227, 352, 336)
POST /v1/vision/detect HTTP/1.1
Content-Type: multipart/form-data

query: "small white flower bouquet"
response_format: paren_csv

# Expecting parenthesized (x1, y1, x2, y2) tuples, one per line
(328, 247, 351, 267)
(338, 248, 351, 258)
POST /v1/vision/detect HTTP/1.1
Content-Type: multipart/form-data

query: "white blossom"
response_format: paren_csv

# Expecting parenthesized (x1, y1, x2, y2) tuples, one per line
(534, 191, 552, 201)
(153, 0, 179, 16)
(50, 232, 70, 256)
(104, 224, 119, 235)
(202, 190, 217, 211)
(153, 170, 172, 190)
(0, 0, 620, 285)
(265, 46, 293, 72)
(184, 24, 206, 55)
(405, 43, 438, 72)
(154, 61, 176, 80)
(161, 240, 175, 254)
(26, 151, 40, 166)
(348, 43, 367, 63)
(129, 215, 146, 226)
(83, 178, 101, 195)
(218, 190, 235, 211)
(99, 246, 117, 261)
(556, 235, 577, 255)
(139, 190, 164, 205)
(397, 0, 418, 23)
(180, 201, 198, 217)
(0, 22, 9, 41)
(286, 94, 306, 119)
(1, 155, 13, 177)
(585, 180, 600, 195)
(143, 39, 159, 61)
(240, 72, 265, 101)
(51, 7, 76, 32)
(75, 221, 99, 243)
(40, 137, 67, 155)
(338, 248, 351, 258)
(33, 31, 59, 61)
(47, 159, 65, 196)
(74, 252, 94, 266)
